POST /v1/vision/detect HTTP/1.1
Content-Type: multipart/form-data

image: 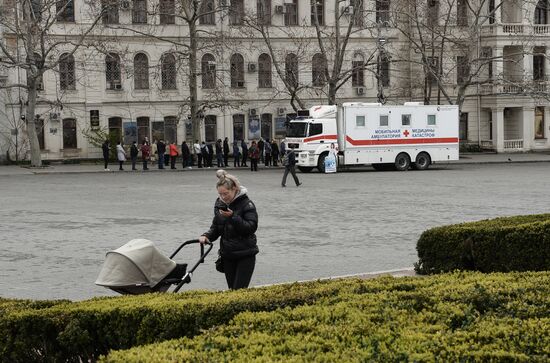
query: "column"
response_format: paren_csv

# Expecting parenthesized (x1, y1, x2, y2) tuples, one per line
(522, 107, 535, 151)
(492, 107, 505, 152)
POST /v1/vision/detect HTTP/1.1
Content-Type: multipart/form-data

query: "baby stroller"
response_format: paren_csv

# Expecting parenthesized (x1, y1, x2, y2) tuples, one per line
(95, 239, 212, 294)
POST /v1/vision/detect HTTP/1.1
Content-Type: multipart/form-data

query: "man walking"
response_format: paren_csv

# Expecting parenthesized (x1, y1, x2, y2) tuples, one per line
(281, 146, 301, 187)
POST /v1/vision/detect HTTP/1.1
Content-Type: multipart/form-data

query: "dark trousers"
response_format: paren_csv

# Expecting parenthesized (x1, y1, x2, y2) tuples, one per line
(265, 153, 271, 166)
(216, 154, 224, 167)
(224, 255, 255, 290)
(119, 161, 124, 170)
(158, 153, 165, 169)
(224, 152, 229, 166)
(233, 154, 240, 167)
(282, 166, 300, 186)
(103, 156, 109, 169)
(143, 159, 148, 170)
(131, 156, 137, 170)
(241, 151, 248, 166)
(197, 154, 203, 168)
(170, 156, 177, 169)
(272, 154, 278, 166)
(250, 159, 258, 171)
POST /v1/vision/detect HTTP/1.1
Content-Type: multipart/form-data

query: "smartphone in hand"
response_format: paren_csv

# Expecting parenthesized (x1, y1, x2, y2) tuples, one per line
(219, 205, 228, 211)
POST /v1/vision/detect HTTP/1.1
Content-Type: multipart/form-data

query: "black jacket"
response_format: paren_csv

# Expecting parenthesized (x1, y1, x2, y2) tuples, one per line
(203, 188, 259, 259)
(288, 151, 297, 166)
(181, 142, 190, 158)
(157, 141, 166, 154)
(130, 144, 139, 158)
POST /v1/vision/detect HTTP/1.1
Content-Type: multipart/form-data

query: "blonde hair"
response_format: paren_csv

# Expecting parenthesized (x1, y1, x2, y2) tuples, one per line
(216, 169, 240, 190)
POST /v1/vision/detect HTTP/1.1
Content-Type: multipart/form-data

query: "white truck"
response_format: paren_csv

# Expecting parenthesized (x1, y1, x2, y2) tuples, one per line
(284, 102, 459, 172)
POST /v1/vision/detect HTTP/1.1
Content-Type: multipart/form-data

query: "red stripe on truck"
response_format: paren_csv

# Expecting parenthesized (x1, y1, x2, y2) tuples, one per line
(303, 134, 338, 143)
(345, 135, 458, 146)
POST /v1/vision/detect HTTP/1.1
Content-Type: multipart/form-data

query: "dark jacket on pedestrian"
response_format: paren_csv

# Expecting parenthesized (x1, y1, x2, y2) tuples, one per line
(181, 141, 190, 159)
(215, 141, 223, 155)
(287, 150, 297, 166)
(130, 143, 139, 158)
(203, 186, 259, 259)
(241, 140, 248, 153)
(157, 141, 166, 155)
(102, 141, 110, 158)
(223, 138, 230, 155)
(271, 141, 279, 158)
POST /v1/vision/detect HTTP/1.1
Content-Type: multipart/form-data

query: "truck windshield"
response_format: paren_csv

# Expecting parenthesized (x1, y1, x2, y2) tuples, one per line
(287, 122, 308, 137)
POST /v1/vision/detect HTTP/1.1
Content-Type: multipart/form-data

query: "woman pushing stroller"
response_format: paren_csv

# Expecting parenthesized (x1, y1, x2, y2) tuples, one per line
(199, 170, 259, 289)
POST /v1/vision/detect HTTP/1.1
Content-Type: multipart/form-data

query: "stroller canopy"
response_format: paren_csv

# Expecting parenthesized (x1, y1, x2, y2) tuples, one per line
(95, 239, 176, 288)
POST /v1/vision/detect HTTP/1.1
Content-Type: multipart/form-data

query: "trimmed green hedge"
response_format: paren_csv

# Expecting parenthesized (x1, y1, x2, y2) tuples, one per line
(102, 272, 550, 362)
(415, 214, 550, 274)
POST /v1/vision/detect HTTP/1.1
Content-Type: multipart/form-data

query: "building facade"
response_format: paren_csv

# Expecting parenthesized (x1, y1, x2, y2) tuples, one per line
(1, 0, 549, 160)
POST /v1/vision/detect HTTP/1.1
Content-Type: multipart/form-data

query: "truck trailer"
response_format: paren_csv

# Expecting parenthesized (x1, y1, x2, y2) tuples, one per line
(284, 102, 459, 172)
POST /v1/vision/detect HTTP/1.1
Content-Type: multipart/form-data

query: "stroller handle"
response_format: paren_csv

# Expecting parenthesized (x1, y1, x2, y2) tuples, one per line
(172, 239, 213, 293)
(169, 239, 212, 260)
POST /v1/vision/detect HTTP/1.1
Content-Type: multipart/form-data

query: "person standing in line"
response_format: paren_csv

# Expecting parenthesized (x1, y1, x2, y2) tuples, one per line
(271, 139, 279, 167)
(150, 140, 158, 163)
(157, 140, 166, 169)
(207, 142, 214, 168)
(241, 139, 249, 167)
(281, 146, 301, 187)
(194, 140, 202, 168)
(264, 139, 272, 167)
(130, 141, 139, 170)
(215, 139, 224, 167)
(116, 141, 126, 171)
(258, 138, 264, 164)
(101, 139, 110, 171)
(140, 140, 150, 170)
(169, 141, 179, 169)
(279, 140, 286, 164)
(199, 170, 259, 290)
(232, 140, 241, 167)
(200, 141, 209, 168)
(223, 137, 230, 167)
(181, 140, 191, 169)
(248, 140, 259, 172)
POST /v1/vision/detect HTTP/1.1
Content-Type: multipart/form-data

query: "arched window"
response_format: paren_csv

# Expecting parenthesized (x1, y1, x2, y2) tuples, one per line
(59, 53, 75, 90)
(105, 53, 121, 89)
(312, 53, 326, 87)
(137, 116, 150, 144)
(230, 53, 245, 88)
(535, 0, 549, 24)
(201, 53, 216, 89)
(352, 54, 364, 87)
(311, 0, 324, 25)
(258, 53, 272, 88)
(205, 115, 217, 142)
(199, 0, 215, 25)
(159, 0, 175, 24)
(56, 0, 75, 22)
(285, 53, 299, 87)
(134, 53, 149, 89)
(257, 0, 271, 25)
(132, 0, 147, 24)
(63, 118, 77, 149)
(101, 0, 119, 24)
(164, 116, 177, 143)
(109, 117, 122, 142)
(376, 0, 389, 24)
(161, 53, 177, 89)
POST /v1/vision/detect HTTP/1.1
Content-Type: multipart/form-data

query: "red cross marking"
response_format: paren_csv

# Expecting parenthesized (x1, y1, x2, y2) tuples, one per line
(403, 130, 410, 137)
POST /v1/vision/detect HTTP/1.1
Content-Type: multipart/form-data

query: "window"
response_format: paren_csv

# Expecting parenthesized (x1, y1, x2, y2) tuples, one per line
(24, 0, 42, 21)
(204, 115, 217, 142)
(459, 112, 468, 140)
(63, 118, 77, 149)
(233, 114, 245, 140)
(137, 116, 150, 144)
(378, 51, 390, 87)
(376, 0, 389, 24)
(90, 110, 100, 129)
(535, 107, 545, 139)
(312, 53, 326, 87)
(261, 113, 272, 140)
(161, 53, 177, 90)
(535, 0, 548, 24)
(200, 0, 215, 25)
(380, 115, 389, 126)
(59, 53, 75, 90)
(350, 0, 364, 27)
(258, 53, 272, 88)
(230, 53, 245, 88)
(457, 0, 468, 26)
(56, 0, 75, 22)
(159, 0, 175, 24)
(356, 115, 365, 127)
(311, 0, 324, 26)
(164, 116, 177, 143)
(426, 56, 439, 85)
(109, 117, 122, 142)
(427, 114, 436, 126)
(533, 48, 546, 81)
(488, 0, 495, 24)
(402, 114, 411, 126)
(132, 0, 147, 24)
(427, 0, 439, 27)
(152, 121, 164, 142)
(36, 118, 45, 150)
(230, 0, 244, 25)
(257, 0, 271, 25)
(481, 47, 493, 81)
(134, 53, 149, 89)
(285, 0, 298, 26)
(308, 123, 322, 136)
(285, 53, 299, 87)
(457, 56, 469, 85)
(101, 0, 119, 24)
(105, 53, 121, 89)
(201, 54, 216, 89)
(352, 58, 364, 87)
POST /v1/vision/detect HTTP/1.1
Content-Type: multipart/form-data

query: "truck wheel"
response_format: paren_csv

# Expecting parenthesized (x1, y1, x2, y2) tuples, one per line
(394, 153, 411, 171)
(413, 152, 431, 170)
(317, 153, 327, 173)
(298, 166, 313, 173)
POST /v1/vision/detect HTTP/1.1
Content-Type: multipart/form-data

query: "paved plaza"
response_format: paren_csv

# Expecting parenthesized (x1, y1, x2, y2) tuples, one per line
(1, 154, 549, 300)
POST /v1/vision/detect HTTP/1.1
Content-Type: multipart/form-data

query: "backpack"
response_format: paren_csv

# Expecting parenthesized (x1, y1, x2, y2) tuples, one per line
(282, 153, 290, 166)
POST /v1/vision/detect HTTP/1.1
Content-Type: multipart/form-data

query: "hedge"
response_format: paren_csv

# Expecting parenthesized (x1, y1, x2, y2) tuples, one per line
(102, 271, 550, 362)
(415, 214, 550, 274)
(0, 280, 368, 363)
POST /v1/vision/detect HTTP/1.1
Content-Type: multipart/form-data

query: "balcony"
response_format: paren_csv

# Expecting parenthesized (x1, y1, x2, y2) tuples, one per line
(481, 139, 524, 151)
(481, 24, 550, 37)
(478, 80, 549, 95)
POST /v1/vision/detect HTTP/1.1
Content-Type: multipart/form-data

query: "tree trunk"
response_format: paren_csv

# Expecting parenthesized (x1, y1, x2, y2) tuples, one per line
(328, 82, 337, 105)
(26, 78, 41, 167)
(188, 20, 200, 145)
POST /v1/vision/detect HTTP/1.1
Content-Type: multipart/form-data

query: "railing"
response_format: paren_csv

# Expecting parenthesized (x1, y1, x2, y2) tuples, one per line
(481, 23, 550, 36)
(501, 84, 523, 93)
(480, 140, 494, 150)
(504, 139, 523, 150)
(533, 24, 550, 35)
(502, 24, 524, 33)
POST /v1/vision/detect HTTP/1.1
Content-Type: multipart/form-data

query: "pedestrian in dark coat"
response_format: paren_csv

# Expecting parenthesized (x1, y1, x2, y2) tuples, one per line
(101, 139, 110, 171)
(281, 147, 301, 187)
(207, 143, 214, 167)
(181, 141, 191, 168)
(258, 139, 265, 163)
(241, 140, 248, 167)
(157, 140, 166, 169)
(201, 142, 209, 168)
(130, 141, 139, 170)
(271, 140, 279, 167)
(199, 170, 259, 290)
(232, 140, 241, 167)
(140, 141, 150, 170)
(215, 139, 224, 167)
(248, 140, 259, 172)
(264, 139, 272, 167)
(223, 137, 230, 167)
